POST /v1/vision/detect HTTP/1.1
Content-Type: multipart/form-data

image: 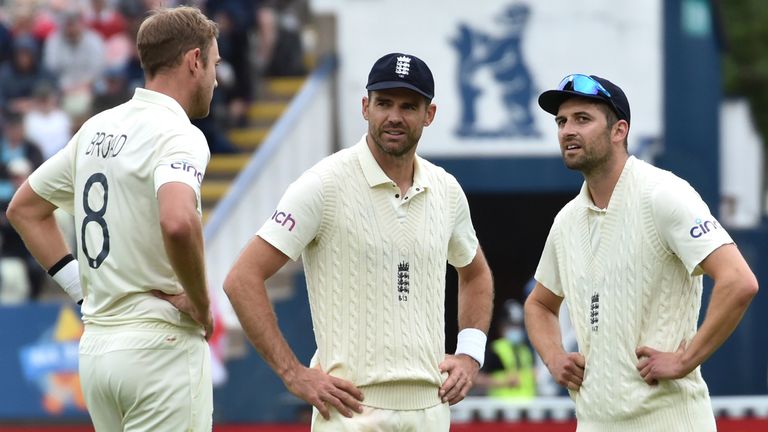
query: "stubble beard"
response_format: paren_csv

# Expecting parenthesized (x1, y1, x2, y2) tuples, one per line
(563, 134, 613, 177)
(564, 150, 610, 175)
(189, 86, 212, 119)
(371, 128, 418, 158)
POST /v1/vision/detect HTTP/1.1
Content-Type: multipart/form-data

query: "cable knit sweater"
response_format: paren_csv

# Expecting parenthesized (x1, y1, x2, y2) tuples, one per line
(258, 138, 478, 410)
(535, 157, 732, 431)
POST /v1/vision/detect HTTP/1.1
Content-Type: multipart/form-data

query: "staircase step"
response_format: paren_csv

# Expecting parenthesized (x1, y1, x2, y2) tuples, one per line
(265, 77, 305, 98)
(228, 127, 268, 151)
(203, 77, 305, 226)
(248, 101, 287, 122)
(208, 154, 251, 176)
(201, 179, 231, 203)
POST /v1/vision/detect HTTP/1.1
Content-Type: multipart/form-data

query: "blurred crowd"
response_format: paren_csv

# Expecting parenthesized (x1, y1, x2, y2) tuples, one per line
(0, 0, 310, 304)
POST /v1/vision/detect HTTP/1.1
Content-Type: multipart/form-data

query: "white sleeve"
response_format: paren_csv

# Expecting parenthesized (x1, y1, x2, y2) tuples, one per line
(153, 130, 210, 205)
(534, 221, 564, 297)
(652, 178, 733, 275)
(256, 170, 324, 261)
(28, 129, 79, 214)
(447, 184, 479, 268)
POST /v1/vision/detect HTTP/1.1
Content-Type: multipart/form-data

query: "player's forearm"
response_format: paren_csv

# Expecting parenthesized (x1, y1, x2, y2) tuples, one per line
(457, 249, 494, 332)
(524, 299, 566, 368)
(11, 212, 70, 267)
(457, 271, 493, 332)
(223, 270, 301, 380)
(7, 183, 71, 268)
(161, 216, 210, 312)
(683, 273, 758, 371)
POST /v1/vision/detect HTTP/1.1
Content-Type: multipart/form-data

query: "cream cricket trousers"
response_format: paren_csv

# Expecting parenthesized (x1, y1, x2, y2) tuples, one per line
(79, 323, 212, 431)
(312, 402, 450, 431)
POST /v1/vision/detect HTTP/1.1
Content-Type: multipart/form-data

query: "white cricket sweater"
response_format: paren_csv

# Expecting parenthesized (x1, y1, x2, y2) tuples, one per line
(536, 157, 731, 431)
(259, 140, 478, 410)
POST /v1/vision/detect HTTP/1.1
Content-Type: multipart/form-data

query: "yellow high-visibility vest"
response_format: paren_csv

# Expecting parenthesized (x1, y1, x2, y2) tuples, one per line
(488, 338, 536, 399)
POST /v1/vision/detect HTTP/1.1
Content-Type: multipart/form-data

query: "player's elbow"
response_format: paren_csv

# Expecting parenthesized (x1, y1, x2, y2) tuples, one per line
(6, 198, 23, 229)
(222, 269, 241, 300)
(160, 212, 198, 242)
(737, 273, 759, 306)
(223, 264, 257, 302)
(725, 268, 759, 310)
(222, 273, 235, 298)
(523, 296, 540, 324)
(6, 192, 34, 232)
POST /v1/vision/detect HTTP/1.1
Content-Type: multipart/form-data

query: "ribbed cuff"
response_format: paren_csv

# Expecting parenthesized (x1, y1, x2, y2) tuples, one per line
(455, 328, 487, 368)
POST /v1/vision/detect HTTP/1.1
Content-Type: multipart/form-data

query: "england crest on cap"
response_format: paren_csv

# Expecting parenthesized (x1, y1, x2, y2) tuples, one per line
(366, 52, 435, 99)
(395, 56, 411, 78)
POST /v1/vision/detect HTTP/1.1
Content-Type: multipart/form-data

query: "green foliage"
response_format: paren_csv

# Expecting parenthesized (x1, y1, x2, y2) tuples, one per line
(721, 0, 768, 146)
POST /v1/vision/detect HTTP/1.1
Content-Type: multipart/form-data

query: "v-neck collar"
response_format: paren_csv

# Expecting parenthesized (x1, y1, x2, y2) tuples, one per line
(576, 156, 636, 269)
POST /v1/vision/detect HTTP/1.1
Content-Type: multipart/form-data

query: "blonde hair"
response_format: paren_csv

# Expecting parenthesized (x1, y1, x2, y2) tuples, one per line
(137, 6, 219, 79)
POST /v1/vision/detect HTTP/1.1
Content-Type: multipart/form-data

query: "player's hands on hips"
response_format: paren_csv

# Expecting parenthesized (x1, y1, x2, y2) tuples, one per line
(283, 363, 364, 420)
(547, 351, 585, 391)
(439, 354, 479, 405)
(636, 340, 690, 385)
(152, 290, 214, 340)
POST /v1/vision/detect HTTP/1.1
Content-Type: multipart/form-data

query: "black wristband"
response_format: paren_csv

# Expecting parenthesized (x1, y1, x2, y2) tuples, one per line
(48, 254, 75, 276)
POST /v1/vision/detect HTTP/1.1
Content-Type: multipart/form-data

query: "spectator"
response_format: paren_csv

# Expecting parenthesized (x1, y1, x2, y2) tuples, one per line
(84, 0, 127, 40)
(8, 0, 57, 41)
(23, 82, 72, 160)
(0, 110, 44, 299)
(0, 34, 56, 113)
(0, 109, 44, 199)
(0, 16, 14, 66)
(475, 300, 536, 400)
(0, 157, 32, 304)
(43, 8, 106, 121)
(208, 2, 254, 126)
(263, 0, 307, 77)
(91, 65, 132, 114)
(86, 0, 133, 70)
(113, 3, 146, 92)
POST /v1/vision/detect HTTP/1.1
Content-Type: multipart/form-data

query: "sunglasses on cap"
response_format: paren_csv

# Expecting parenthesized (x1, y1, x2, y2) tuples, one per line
(557, 73, 628, 120)
(557, 74, 612, 98)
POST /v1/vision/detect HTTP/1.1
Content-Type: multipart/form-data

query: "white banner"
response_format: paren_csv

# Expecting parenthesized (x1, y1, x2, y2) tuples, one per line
(314, 0, 662, 157)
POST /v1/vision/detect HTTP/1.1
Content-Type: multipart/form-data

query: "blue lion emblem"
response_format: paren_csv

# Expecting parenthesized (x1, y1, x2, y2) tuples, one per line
(452, 4, 540, 138)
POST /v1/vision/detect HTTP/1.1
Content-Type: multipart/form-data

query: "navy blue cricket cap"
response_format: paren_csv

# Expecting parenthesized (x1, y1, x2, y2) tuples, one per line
(538, 74, 630, 124)
(366, 53, 434, 100)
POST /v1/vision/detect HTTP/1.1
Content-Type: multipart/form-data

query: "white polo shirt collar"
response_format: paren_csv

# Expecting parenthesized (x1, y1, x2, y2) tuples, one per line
(132, 88, 190, 122)
(356, 134, 431, 191)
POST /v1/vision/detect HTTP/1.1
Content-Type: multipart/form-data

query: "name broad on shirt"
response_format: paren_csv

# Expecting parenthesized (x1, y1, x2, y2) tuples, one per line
(85, 132, 128, 159)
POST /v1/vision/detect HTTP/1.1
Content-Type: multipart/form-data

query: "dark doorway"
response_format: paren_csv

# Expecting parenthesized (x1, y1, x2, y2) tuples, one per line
(445, 192, 575, 349)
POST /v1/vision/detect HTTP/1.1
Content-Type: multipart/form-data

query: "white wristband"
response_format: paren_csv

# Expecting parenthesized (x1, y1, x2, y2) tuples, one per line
(51, 259, 83, 304)
(455, 328, 487, 368)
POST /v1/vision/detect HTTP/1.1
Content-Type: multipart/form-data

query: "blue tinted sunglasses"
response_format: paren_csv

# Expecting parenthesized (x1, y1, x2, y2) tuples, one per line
(557, 74, 612, 98)
(557, 73, 628, 120)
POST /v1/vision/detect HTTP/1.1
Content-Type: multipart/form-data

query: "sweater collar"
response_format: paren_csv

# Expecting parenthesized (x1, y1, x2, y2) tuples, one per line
(577, 155, 637, 211)
(356, 134, 430, 190)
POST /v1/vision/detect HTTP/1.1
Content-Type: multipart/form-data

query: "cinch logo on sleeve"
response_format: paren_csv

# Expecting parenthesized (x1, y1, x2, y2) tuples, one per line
(271, 210, 296, 231)
(689, 218, 720, 238)
(170, 161, 204, 185)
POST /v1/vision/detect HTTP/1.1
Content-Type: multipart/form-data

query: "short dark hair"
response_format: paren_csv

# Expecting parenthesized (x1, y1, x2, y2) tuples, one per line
(137, 6, 219, 79)
(595, 102, 628, 150)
